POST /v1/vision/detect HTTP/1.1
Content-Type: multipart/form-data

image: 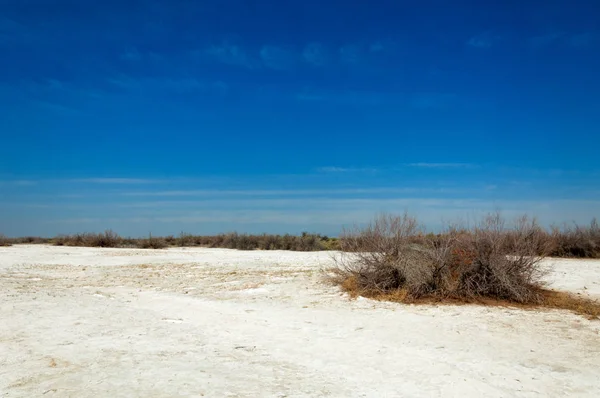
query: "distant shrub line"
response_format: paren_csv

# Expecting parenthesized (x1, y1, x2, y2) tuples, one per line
(0, 217, 598, 257)
(45, 231, 339, 251)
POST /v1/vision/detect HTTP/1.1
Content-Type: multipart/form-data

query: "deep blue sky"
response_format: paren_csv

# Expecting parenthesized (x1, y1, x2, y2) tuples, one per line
(1, 0, 599, 236)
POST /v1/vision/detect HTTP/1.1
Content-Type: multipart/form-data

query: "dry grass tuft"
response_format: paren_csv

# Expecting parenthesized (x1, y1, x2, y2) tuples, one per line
(541, 290, 600, 319)
(340, 275, 360, 298)
(336, 274, 600, 319)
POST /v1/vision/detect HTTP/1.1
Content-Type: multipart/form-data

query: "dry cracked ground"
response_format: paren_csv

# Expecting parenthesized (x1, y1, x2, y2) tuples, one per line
(1, 245, 600, 397)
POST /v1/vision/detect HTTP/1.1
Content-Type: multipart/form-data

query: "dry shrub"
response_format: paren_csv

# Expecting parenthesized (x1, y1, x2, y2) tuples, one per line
(333, 212, 600, 317)
(550, 219, 600, 258)
(137, 234, 168, 249)
(451, 214, 550, 303)
(48, 230, 334, 251)
(189, 232, 329, 251)
(178, 232, 195, 247)
(334, 213, 551, 305)
(163, 235, 177, 245)
(336, 213, 432, 295)
(0, 233, 12, 246)
(52, 230, 122, 247)
(92, 230, 122, 247)
(10, 236, 50, 244)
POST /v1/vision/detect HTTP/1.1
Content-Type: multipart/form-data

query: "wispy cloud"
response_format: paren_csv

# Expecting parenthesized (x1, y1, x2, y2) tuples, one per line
(204, 42, 254, 68)
(30, 100, 80, 114)
(369, 41, 385, 52)
(339, 43, 362, 64)
(406, 163, 477, 169)
(569, 32, 599, 48)
(120, 48, 142, 61)
(296, 89, 393, 106)
(467, 32, 501, 48)
(260, 45, 297, 70)
(196, 38, 396, 71)
(528, 32, 565, 48)
(295, 89, 473, 110)
(0, 180, 38, 187)
(107, 76, 228, 95)
(526, 31, 598, 49)
(0, 17, 31, 45)
(68, 178, 162, 184)
(45, 198, 600, 233)
(120, 187, 421, 198)
(410, 92, 459, 110)
(316, 166, 378, 173)
(302, 42, 329, 67)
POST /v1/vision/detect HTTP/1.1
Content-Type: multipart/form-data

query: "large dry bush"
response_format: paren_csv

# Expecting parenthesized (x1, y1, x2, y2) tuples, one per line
(334, 213, 551, 304)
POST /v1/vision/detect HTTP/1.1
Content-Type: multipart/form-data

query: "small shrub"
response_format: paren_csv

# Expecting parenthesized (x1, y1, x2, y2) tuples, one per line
(322, 237, 341, 251)
(449, 214, 549, 303)
(137, 234, 168, 249)
(92, 230, 122, 247)
(120, 237, 139, 248)
(0, 233, 12, 246)
(5, 236, 49, 244)
(52, 230, 122, 247)
(550, 219, 600, 258)
(164, 235, 177, 246)
(178, 232, 195, 247)
(335, 213, 431, 294)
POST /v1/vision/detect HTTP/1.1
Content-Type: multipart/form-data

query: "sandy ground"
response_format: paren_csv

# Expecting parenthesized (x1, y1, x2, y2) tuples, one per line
(1, 245, 600, 398)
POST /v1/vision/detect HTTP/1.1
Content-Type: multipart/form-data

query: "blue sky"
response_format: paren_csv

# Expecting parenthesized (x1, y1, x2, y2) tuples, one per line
(1, 0, 599, 237)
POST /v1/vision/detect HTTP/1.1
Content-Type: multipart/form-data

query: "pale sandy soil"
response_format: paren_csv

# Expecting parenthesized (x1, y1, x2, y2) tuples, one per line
(1, 245, 599, 397)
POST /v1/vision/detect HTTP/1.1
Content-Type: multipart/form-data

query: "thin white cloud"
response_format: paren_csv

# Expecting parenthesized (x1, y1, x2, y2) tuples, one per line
(205, 42, 254, 68)
(316, 166, 378, 173)
(411, 92, 459, 109)
(467, 32, 501, 48)
(303, 42, 329, 67)
(260, 45, 296, 70)
(107, 76, 227, 95)
(30, 100, 80, 114)
(0, 180, 38, 186)
(119, 187, 422, 198)
(317, 166, 351, 173)
(528, 32, 565, 48)
(569, 32, 599, 48)
(0, 17, 31, 45)
(121, 48, 141, 61)
(339, 43, 362, 64)
(48, 198, 600, 231)
(406, 163, 477, 169)
(68, 178, 162, 184)
(369, 42, 385, 52)
(295, 89, 391, 106)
